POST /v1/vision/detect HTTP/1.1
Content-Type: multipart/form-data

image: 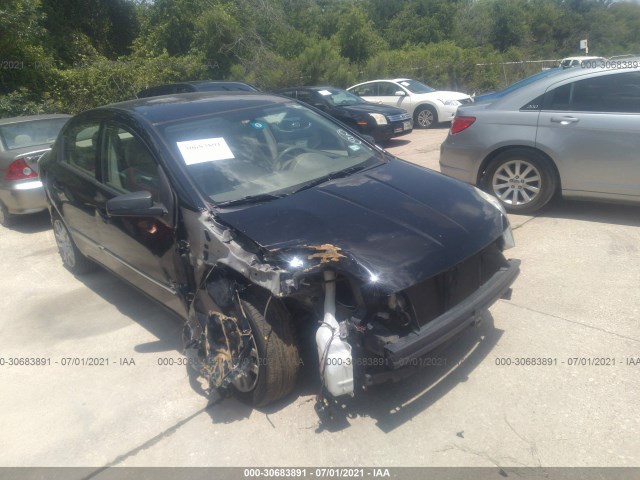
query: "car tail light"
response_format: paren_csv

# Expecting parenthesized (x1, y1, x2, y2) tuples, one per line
(4, 157, 38, 180)
(450, 116, 476, 135)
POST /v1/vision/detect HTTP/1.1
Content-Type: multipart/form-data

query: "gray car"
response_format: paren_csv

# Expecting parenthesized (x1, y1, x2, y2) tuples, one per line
(440, 65, 640, 213)
(0, 114, 71, 226)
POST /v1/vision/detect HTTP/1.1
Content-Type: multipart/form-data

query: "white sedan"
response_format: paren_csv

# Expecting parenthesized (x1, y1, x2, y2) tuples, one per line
(347, 78, 472, 128)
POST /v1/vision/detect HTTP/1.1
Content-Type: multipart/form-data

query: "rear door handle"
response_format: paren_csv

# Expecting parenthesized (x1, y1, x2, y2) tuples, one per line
(550, 116, 579, 125)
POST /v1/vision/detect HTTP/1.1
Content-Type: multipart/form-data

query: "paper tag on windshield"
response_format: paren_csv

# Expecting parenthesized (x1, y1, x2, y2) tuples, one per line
(400, 82, 410, 87)
(318, 90, 332, 96)
(177, 138, 235, 165)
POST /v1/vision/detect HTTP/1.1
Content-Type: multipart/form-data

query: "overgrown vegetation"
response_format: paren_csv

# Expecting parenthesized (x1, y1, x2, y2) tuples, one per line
(1, 0, 639, 116)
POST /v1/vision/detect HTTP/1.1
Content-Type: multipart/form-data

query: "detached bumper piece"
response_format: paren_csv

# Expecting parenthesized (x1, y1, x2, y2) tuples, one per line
(384, 258, 520, 368)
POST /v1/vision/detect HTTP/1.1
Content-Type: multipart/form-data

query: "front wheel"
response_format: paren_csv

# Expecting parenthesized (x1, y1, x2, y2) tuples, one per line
(482, 149, 558, 214)
(414, 105, 437, 129)
(234, 288, 300, 407)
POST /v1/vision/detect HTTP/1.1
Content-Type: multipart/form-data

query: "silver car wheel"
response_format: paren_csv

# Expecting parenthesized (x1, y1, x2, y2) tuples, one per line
(53, 219, 76, 268)
(492, 159, 541, 206)
(417, 108, 434, 128)
(231, 340, 260, 392)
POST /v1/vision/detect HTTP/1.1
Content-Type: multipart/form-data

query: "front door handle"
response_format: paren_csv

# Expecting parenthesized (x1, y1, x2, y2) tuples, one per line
(550, 116, 579, 125)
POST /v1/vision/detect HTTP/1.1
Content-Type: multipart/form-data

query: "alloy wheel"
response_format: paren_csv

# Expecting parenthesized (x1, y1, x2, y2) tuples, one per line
(492, 159, 541, 206)
(417, 109, 434, 127)
(53, 219, 76, 268)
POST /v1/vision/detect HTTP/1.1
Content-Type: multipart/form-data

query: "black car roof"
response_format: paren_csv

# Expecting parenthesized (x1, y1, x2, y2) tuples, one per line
(95, 92, 292, 125)
(276, 86, 343, 92)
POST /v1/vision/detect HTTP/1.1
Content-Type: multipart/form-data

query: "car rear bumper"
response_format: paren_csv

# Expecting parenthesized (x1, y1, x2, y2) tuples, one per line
(0, 180, 48, 214)
(439, 141, 480, 184)
(384, 258, 520, 368)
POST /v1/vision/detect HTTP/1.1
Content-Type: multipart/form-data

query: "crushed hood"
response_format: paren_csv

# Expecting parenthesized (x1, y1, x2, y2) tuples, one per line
(216, 159, 506, 293)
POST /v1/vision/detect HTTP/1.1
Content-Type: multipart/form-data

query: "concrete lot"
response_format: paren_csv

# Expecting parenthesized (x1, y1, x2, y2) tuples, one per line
(0, 127, 638, 470)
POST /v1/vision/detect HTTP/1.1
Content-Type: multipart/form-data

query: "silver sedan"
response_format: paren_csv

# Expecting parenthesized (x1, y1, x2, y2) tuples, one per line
(0, 114, 70, 226)
(440, 64, 640, 213)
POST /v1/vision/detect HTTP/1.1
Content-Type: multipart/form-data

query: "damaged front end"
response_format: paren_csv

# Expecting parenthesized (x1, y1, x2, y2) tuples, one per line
(182, 209, 518, 413)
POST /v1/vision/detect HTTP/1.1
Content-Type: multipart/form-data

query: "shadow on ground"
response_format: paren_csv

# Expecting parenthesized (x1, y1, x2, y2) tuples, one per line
(204, 313, 502, 432)
(67, 253, 503, 433)
(542, 198, 640, 228)
(5, 210, 51, 234)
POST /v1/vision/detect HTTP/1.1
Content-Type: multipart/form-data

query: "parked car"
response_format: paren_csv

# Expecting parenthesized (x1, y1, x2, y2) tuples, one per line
(41, 92, 519, 412)
(137, 81, 259, 98)
(473, 68, 563, 104)
(559, 56, 605, 69)
(274, 86, 412, 143)
(348, 78, 472, 128)
(0, 114, 71, 226)
(440, 66, 640, 213)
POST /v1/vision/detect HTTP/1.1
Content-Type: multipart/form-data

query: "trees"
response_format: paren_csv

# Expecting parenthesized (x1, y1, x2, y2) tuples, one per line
(3, 0, 640, 116)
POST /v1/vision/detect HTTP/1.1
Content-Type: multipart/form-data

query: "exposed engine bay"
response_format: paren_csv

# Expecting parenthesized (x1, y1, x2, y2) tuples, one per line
(183, 225, 519, 419)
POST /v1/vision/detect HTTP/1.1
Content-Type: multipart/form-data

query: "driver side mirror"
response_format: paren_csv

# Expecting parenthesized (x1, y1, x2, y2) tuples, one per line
(394, 90, 406, 97)
(106, 190, 167, 217)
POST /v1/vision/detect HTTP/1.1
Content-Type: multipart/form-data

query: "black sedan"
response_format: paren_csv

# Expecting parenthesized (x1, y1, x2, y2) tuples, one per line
(41, 92, 519, 411)
(137, 81, 259, 98)
(275, 86, 412, 143)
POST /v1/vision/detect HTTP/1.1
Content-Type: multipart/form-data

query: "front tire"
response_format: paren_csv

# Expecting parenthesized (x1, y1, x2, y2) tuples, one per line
(414, 105, 437, 129)
(52, 214, 96, 274)
(234, 288, 300, 407)
(482, 148, 558, 214)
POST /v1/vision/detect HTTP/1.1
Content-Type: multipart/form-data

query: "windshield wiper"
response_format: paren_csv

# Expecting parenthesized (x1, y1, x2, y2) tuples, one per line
(216, 193, 285, 208)
(290, 163, 375, 195)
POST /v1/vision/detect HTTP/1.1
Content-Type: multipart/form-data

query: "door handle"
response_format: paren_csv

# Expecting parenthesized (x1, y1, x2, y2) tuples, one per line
(550, 116, 579, 125)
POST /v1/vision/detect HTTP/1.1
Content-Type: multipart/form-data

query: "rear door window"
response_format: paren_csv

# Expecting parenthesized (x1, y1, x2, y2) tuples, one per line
(351, 84, 377, 96)
(63, 122, 101, 176)
(378, 82, 399, 96)
(544, 72, 640, 113)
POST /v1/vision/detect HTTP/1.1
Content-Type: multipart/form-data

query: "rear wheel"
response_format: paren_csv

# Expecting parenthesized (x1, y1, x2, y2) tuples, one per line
(482, 148, 557, 214)
(234, 288, 300, 407)
(52, 214, 96, 274)
(0, 202, 15, 227)
(414, 105, 437, 129)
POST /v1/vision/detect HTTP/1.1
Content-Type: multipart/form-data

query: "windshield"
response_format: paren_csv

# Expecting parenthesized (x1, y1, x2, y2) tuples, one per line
(0, 118, 69, 151)
(319, 89, 365, 106)
(397, 79, 436, 94)
(160, 102, 384, 205)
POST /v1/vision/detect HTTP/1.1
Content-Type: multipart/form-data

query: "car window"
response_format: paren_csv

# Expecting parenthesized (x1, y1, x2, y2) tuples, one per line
(0, 118, 68, 151)
(545, 72, 640, 113)
(196, 83, 256, 92)
(63, 122, 100, 176)
(103, 125, 161, 202)
(321, 89, 364, 106)
(351, 84, 376, 96)
(396, 79, 436, 94)
(573, 72, 640, 113)
(160, 102, 383, 205)
(378, 82, 399, 96)
(296, 90, 320, 105)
